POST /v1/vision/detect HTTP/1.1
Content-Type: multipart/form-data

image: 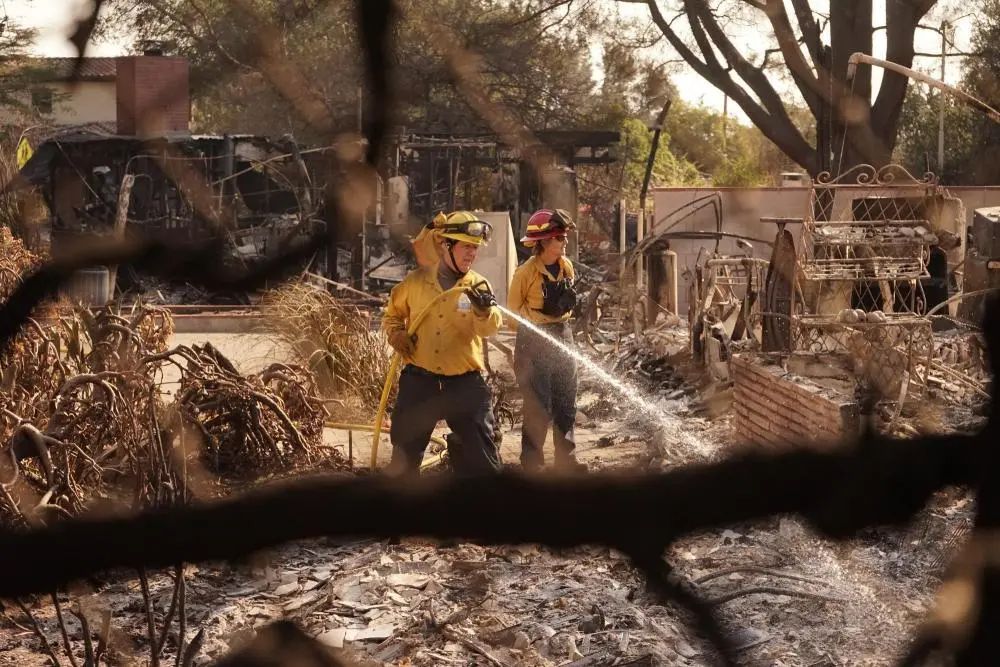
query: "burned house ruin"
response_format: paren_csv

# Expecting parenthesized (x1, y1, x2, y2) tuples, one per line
(14, 132, 342, 294)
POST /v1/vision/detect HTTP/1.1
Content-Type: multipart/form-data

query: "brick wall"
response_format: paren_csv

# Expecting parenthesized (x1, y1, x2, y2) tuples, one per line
(116, 56, 190, 136)
(732, 355, 859, 449)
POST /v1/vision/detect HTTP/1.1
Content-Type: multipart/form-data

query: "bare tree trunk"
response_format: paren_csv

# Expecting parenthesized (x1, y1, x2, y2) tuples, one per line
(814, 46, 833, 178)
(830, 0, 883, 174)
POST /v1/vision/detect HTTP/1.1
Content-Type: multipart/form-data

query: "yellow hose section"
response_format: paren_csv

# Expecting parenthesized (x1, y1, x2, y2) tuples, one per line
(370, 356, 400, 469)
(419, 452, 446, 470)
(325, 421, 446, 470)
(324, 421, 446, 448)
(369, 285, 469, 469)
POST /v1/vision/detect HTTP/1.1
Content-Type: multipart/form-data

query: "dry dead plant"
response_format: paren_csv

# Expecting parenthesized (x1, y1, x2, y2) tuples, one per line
(486, 369, 516, 437)
(0, 225, 40, 300)
(0, 144, 46, 246)
(0, 301, 178, 526)
(0, 298, 190, 666)
(0, 267, 336, 664)
(258, 362, 328, 446)
(158, 342, 330, 477)
(261, 282, 392, 420)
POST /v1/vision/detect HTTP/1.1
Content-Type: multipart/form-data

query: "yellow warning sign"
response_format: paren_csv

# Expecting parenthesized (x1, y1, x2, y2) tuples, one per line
(16, 137, 33, 169)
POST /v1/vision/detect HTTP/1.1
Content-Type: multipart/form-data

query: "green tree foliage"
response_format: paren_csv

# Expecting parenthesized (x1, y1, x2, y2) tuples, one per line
(894, 87, 978, 183)
(574, 114, 703, 239)
(575, 43, 702, 233)
(619, 117, 702, 198)
(397, 0, 598, 131)
(101, 1, 358, 138)
(102, 0, 600, 139)
(591, 41, 675, 126)
(964, 0, 1000, 110)
(661, 101, 806, 187)
(0, 21, 51, 131)
(955, 3, 1000, 184)
(895, 2, 1000, 184)
(712, 153, 766, 187)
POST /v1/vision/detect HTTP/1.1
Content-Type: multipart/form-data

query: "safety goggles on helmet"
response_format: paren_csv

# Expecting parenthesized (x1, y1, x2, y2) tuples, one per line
(521, 208, 576, 246)
(548, 209, 574, 231)
(440, 219, 493, 243)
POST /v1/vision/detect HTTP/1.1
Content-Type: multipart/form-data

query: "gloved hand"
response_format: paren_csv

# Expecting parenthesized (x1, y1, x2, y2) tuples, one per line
(387, 329, 416, 358)
(539, 279, 577, 317)
(466, 281, 498, 315)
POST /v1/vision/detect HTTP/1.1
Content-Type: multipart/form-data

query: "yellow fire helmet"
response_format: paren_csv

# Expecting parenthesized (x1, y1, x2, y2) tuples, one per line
(411, 210, 493, 268)
(434, 211, 493, 246)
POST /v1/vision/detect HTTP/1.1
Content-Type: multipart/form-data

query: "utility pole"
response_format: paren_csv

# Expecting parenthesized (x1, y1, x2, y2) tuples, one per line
(639, 100, 672, 293)
(722, 95, 728, 154)
(356, 85, 365, 289)
(937, 21, 946, 173)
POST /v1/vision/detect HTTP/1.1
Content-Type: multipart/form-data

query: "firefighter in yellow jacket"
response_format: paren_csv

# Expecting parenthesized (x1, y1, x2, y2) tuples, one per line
(381, 211, 503, 476)
(507, 209, 583, 471)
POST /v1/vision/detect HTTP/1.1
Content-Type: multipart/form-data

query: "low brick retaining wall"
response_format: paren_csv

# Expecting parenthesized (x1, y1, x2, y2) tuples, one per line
(732, 355, 860, 449)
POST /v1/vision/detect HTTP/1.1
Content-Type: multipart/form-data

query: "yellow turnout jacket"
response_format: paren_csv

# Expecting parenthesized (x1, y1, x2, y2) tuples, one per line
(382, 266, 502, 375)
(506, 255, 575, 330)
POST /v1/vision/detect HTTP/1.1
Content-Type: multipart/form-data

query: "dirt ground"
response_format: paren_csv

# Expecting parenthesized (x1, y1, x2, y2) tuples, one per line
(0, 328, 978, 667)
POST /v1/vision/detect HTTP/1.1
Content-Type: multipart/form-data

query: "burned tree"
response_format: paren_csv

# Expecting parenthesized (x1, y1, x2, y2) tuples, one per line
(600, 0, 940, 175)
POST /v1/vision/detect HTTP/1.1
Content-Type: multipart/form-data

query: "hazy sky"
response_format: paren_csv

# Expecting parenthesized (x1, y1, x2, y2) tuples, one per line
(5, 0, 978, 120)
(6, 0, 125, 57)
(612, 0, 976, 117)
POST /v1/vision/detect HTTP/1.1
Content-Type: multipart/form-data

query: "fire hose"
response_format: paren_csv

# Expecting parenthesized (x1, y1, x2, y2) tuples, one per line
(323, 422, 448, 469)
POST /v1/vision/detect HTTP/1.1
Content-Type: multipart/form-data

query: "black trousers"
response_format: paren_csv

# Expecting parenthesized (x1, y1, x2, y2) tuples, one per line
(514, 320, 578, 468)
(389, 365, 500, 476)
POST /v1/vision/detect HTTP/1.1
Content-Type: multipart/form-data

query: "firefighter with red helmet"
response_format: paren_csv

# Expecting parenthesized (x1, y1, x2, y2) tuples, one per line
(507, 208, 584, 472)
(381, 211, 503, 476)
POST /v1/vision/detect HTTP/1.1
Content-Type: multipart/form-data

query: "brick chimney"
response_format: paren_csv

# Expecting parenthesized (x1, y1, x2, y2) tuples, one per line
(116, 55, 190, 137)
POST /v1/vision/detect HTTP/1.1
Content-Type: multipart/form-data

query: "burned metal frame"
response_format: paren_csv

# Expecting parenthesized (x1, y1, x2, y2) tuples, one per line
(690, 255, 769, 378)
(394, 130, 619, 226)
(746, 164, 950, 406)
(18, 134, 339, 265)
(800, 163, 939, 307)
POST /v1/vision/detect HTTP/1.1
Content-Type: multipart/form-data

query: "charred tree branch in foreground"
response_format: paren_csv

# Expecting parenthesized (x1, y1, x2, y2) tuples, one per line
(631, 552, 738, 666)
(0, 432, 980, 598)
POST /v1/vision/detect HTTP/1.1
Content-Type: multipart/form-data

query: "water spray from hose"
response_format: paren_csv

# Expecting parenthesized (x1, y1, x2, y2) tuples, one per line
(497, 305, 714, 460)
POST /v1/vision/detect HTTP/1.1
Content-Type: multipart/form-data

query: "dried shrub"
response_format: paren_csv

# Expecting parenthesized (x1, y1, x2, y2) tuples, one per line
(258, 363, 327, 446)
(169, 343, 327, 477)
(0, 303, 178, 526)
(261, 283, 392, 420)
(0, 319, 72, 440)
(0, 288, 338, 526)
(0, 225, 40, 300)
(0, 145, 43, 246)
(78, 304, 175, 372)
